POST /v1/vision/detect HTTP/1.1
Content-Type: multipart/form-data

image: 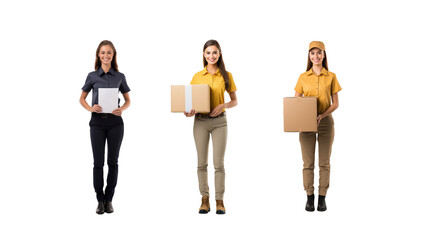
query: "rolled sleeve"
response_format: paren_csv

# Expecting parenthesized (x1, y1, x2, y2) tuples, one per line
(81, 74, 93, 92)
(294, 77, 304, 94)
(119, 74, 131, 93)
(227, 72, 237, 93)
(331, 73, 342, 94)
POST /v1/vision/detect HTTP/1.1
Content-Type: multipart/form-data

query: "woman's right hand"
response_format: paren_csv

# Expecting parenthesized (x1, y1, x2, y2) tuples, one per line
(91, 104, 103, 113)
(184, 109, 196, 117)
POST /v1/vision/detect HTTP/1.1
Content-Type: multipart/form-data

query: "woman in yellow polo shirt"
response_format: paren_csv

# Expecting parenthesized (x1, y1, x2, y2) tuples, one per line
(184, 39, 237, 214)
(294, 41, 342, 212)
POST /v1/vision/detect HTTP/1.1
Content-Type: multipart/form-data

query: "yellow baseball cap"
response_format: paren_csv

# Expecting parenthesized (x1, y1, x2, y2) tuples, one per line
(309, 41, 325, 51)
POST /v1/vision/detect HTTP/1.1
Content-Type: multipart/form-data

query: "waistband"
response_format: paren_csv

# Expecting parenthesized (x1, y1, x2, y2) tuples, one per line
(91, 112, 118, 118)
(195, 112, 225, 119)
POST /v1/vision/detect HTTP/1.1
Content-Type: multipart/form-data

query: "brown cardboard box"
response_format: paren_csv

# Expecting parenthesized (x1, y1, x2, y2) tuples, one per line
(171, 84, 210, 113)
(283, 97, 317, 132)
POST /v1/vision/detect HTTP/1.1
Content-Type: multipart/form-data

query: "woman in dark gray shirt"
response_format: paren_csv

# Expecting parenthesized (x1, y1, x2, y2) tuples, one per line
(79, 40, 131, 214)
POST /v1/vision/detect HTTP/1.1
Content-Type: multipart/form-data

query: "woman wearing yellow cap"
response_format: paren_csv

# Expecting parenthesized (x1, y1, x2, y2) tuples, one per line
(294, 41, 342, 211)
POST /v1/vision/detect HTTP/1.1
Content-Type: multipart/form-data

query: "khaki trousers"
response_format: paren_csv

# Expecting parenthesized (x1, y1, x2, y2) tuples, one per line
(193, 114, 227, 200)
(299, 114, 335, 196)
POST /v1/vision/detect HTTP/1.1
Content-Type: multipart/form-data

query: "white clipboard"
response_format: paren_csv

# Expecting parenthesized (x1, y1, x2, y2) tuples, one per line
(98, 88, 118, 113)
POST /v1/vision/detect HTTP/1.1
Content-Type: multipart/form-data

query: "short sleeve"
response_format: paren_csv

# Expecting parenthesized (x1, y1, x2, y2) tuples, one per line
(119, 74, 131, 93)
(81, 74, 93, 92)
(227, 72, 237, 93)
(294, 76, 304, 94)
(331, 73, 342, 94)
(190, 73, 198, 84)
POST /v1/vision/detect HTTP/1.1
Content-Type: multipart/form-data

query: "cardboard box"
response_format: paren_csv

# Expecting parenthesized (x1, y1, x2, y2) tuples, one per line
(171, 84, 210, 113)
(283, 97, 317, 132)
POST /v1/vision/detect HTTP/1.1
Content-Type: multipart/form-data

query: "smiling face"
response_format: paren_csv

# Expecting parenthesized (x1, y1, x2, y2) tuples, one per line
(204, 45, 221, 66)
(98, 45, 114, 66)
(309, 48, 324, 66)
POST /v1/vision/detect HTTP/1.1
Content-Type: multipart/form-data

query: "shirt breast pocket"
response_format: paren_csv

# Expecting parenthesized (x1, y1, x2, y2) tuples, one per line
(110, 79, 122, 89)
(213, 79, 225, 93)
(303, 84, 317, 96)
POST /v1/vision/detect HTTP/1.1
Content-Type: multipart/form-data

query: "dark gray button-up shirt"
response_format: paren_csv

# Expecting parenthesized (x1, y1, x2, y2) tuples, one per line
(82, 67, 131, 106)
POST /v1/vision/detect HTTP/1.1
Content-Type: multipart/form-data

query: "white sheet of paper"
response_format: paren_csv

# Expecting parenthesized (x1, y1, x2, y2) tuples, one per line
(98, 88, 119, 113)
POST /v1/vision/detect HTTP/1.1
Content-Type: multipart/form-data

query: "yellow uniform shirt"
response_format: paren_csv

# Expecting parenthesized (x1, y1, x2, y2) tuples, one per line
(295, 68, 342, 114)
(190, 67, 237, 113)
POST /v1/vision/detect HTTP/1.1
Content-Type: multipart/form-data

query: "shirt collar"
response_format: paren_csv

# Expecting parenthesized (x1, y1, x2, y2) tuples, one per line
(306, 67, 328, 76)
(97, 67, 115, 76)
(203, 66, 221, 76)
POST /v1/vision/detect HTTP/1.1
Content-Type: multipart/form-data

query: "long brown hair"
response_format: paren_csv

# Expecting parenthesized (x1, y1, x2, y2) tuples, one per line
(306, 49, 328, 71)
(95, 40, 119, 72)
(203, 40, 230, 90)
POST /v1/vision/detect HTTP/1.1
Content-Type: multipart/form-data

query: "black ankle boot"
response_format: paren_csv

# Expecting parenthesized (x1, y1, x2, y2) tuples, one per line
(96, 201, 105, 214)
(305, 194, 315, 212)
(105, 201, 114, 213)
(317, 195, 327, 211)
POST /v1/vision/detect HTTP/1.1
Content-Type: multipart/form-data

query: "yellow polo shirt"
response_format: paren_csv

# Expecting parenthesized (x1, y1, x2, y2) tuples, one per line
(190, 67, 237, 113)
(295, 68, 342, 114)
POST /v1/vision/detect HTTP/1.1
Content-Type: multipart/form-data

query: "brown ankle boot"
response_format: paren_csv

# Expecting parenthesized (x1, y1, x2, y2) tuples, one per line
(199, 196, 210, 214)
(216, 200, 226, 214)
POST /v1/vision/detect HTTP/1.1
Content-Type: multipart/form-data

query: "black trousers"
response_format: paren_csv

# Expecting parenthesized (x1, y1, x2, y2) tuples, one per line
(89, 113, 124, 202)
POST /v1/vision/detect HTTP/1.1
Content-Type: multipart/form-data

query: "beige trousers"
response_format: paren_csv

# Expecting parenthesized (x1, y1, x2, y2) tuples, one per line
(299, 114, 335, 196)
(193, 114, 227, 200)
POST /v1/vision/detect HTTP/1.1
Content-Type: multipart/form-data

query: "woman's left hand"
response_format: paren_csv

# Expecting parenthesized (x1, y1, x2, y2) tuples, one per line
(317, 114, 325, 126)
(209, 103, 225, 117)
(112, 108, 123, 116)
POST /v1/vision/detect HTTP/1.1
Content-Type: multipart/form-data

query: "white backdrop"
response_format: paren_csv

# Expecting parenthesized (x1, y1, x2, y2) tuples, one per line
(1, 0, 428, 239)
